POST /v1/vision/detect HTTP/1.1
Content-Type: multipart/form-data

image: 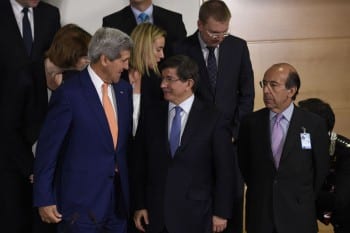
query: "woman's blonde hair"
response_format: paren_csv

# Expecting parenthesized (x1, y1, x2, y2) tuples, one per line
(130, 23, 166, 76)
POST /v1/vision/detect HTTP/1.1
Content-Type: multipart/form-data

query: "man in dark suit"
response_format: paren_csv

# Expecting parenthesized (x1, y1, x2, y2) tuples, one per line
(0, 0, 60, 120)
(33, 28, 133, 233)
(0, 1, 60, 232)
(298, 98, 350, 233)
(102, 0, 187, 55)
(238, 63, 330, 233)
(132, 55, 235, 233)
(172, 1, 254, 232)
(0, 66, 42, 233)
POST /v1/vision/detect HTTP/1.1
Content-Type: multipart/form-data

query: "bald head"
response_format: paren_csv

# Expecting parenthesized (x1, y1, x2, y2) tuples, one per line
(261, 63, 300, 113)
(264, 63, 300, 100)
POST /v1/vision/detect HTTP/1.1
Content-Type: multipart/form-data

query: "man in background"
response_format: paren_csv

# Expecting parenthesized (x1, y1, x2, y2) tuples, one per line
(103, 0, 187, 55)
(238, 63, 329, 233)
(172, 1, 255, 232)
(0, 1, 60, 232)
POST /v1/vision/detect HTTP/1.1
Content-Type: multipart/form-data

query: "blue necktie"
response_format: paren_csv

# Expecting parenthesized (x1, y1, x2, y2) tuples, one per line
(169, 106, 182, 157)
(22, 7, 33, 55)
(207, 46, 217, 90)
(138, 13, 150, 23)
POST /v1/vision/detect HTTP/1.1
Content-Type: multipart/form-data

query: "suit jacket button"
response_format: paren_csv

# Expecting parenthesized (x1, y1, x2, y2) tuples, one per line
(274, 180, 278, 184)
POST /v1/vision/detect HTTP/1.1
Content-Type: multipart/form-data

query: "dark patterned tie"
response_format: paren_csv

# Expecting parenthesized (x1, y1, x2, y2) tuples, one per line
(169, 106, 182, 157)
(206, 46, 217, 90)
(22, 7, 33, 55)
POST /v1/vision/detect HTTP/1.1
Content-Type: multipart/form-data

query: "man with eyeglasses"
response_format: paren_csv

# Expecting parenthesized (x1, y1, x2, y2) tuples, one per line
(238, 63, 329, 233)
(172, 1, 254, 232)
(132, 55, 235, 233)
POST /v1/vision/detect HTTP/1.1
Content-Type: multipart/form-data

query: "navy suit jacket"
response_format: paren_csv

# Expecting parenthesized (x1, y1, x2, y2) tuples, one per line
(238, 106, 330, 233)
(173, 32, 254, 138)
(33, 69, 133, 223)
(103, 5, 187, 55)
(132, 98, 235, 233)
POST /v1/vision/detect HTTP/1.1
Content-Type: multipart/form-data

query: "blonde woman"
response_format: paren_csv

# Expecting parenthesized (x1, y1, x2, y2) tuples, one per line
(127, 23, 166, 136)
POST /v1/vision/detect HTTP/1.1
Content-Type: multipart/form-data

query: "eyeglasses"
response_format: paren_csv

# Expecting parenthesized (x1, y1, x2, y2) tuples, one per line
(161, 77, 180, 83)
(259, 80, 285, 90)
(206, 30, 230, 39)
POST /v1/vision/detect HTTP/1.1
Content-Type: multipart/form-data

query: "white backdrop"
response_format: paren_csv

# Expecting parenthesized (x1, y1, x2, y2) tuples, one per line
(44, 0, 202, 35)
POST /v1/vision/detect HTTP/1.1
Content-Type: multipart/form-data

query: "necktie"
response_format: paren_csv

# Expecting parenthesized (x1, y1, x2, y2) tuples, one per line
(138, 12, 150, 23)
(271, 114, 284, 168)
(22, 7, 33, 55)
(169, 106, 182, 157)
(102, 83, 118, 148)
(206, 46, 217, 90)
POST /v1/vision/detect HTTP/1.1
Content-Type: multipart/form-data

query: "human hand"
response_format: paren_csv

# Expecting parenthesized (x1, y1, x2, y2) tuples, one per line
(38, 205, 62, 223)
(212, 215, 227, 232)
(134, 209, 149, 232)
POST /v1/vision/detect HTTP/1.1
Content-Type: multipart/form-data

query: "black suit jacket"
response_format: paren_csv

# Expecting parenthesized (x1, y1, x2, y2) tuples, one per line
(103, 5, 187, 55)
(238, 106, 330, 233)
(132, 98, 235, 233)
(173, 32, 254, 138)
(0, 1, 60, 119)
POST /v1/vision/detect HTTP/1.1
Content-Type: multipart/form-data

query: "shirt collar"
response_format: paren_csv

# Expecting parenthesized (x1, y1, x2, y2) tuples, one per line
(10, 0, 33, 14)
(269, 102, 294, 122)
(88, 65, 105, 89)
(131, 4, 153, 21)
(168, 94, 195, 114)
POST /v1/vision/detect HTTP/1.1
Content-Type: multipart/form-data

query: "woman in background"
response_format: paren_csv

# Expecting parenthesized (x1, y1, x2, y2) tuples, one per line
(127, 23, 166, 136)
(44, 23, 91, 91)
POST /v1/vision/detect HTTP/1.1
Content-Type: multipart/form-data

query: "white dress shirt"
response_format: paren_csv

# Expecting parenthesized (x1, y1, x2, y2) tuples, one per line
(10, 0, 35, 39)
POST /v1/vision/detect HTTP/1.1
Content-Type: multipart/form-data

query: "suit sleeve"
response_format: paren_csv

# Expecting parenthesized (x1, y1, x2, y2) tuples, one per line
(312, 118, 330, 195)
(33, 87, 72, 207)
(237, 116, 250, 184)
(212, 115, 235, 218)
(235, 41, 254, 138)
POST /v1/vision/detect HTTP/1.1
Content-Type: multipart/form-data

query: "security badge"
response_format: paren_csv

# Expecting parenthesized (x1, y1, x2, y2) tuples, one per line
(300, 127, 312, 149)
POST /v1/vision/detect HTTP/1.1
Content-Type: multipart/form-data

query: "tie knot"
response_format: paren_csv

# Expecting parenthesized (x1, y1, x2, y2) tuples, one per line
(22, 7, 29, 14)
(174, 106, 182, 115)
(102, 83, 109, 94)
(207, 46, 216, 54)
(275, 114, 283, 123)
(138, 13, 149, 23)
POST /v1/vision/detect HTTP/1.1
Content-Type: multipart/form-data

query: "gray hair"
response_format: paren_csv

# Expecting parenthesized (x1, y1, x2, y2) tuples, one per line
(88, 27, 133, 64)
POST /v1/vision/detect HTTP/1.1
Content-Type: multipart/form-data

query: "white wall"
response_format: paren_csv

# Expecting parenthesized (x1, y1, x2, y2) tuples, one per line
(44, 0, 201, 35)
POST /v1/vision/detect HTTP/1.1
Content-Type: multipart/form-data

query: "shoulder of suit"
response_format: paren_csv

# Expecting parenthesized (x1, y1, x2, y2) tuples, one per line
(37, 1, 59, 11)
(103, 6, 130, 19)
(153, 5, 183, 17)
(336, 134, 350, 148)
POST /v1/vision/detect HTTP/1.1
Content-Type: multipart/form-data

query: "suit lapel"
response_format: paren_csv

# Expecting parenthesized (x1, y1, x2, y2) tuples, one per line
(189, 33, 214, 99)
(177, 98, 203, 153)
(280, 106, 302, 165)
(6, 2, 28, 57)
(80, 69, 113, 148)
(112, 82, 130, 152)
(125, 6, 137, 33)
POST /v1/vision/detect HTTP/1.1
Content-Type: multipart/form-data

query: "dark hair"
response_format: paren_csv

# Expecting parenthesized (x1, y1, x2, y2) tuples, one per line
(285, 71, 300, 100)
(199, 0, 231, 23)
(46, 24, 91, 68)
(159, 55, 199, 91)
(298, 98, 335, 131)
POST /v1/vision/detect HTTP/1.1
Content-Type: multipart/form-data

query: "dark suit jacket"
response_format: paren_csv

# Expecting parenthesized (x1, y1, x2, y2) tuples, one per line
(317, 134, 350, 232)
(238, 106, 330, 233)
(0, 1, 60, 120)
(103, 5, 187, 55)
(33, 69, 133, 224)
(173, 32, 254, 138)
(132, 98, 235, 233)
